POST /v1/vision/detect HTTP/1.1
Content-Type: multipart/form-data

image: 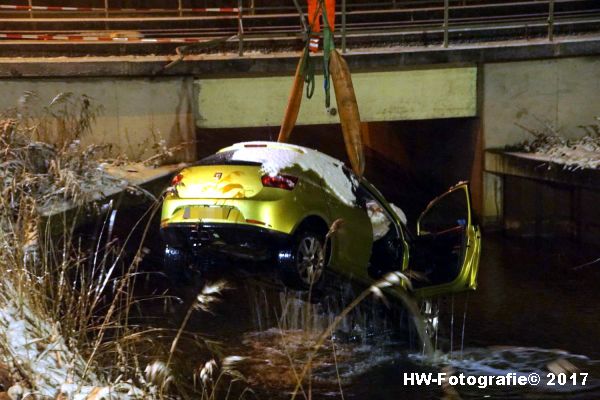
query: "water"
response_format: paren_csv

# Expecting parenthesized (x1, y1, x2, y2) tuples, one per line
(338, 233, 600, 399)
(458, 234, 600, 360)
(96, 205, 600, 399)
(194, 233, 600, 399)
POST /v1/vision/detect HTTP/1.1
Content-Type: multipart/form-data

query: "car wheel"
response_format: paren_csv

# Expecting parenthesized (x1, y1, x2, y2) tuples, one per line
(164, 244, 195, 286)
(279, 229, 327, 290)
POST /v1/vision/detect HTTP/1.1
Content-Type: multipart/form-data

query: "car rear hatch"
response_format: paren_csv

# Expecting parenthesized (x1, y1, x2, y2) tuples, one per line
(175, 164, 264, 199)
(164, 146, 302, 230)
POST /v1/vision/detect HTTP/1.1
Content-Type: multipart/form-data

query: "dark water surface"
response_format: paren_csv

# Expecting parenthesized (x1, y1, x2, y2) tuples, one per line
(341, 233, 600, 399)
(102, 204, 600, 399)
(461, 233, 600, 360)
(152, 233, 600, 400)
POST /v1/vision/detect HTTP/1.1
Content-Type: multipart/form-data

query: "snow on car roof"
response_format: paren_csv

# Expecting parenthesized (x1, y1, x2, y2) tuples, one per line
(221, 141, 358, 206)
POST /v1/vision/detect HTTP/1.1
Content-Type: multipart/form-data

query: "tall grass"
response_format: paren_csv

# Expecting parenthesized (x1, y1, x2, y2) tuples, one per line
(1, 96, 134, 395)
(0, 93, 192, 398)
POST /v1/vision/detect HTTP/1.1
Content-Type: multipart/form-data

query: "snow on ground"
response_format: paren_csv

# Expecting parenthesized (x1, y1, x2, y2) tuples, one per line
(0, 297, 91, 397)
(228, 141, 359, 206)
(0, 285, 146, 399)
(510, 127, 600, 171)
(530, 144, 600, 170)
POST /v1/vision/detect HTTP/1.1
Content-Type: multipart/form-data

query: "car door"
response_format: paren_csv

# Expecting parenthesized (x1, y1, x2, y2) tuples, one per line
(324, 176, 373, 281)
(409, 181, 481, 298)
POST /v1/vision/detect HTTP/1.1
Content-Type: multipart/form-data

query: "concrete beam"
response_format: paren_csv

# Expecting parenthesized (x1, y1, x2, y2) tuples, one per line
(1, 36, 600, 78)
(195, 67, 477, 128)
(482, 55, 600, 147)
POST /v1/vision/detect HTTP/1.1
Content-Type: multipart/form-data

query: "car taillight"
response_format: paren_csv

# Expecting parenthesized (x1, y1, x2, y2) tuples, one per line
(261, 174, 298, 190)
(171, 173, 184, 186)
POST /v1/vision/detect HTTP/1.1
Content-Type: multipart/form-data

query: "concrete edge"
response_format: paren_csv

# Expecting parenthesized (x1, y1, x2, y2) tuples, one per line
(1, 36, 600, 78)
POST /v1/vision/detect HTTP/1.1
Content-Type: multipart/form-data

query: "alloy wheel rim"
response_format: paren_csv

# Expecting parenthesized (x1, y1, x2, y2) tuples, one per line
(296, 236, 325, 285)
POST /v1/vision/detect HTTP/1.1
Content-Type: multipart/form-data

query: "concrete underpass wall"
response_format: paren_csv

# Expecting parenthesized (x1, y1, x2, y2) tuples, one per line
(362, 118, 481, 223)
(482, 56, 600, 236)
(0, 77, 196, 162)
(196, 55, 599, 234)
(483, 56, 600, 148)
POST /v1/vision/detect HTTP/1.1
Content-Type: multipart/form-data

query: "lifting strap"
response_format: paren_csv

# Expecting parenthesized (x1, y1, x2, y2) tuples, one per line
(300, 47, 315, 99)
(299, 0, 324, 100)
(320, 0, 336, 109)
(300, 0, 335, 104)
(307, 0, 335, 38)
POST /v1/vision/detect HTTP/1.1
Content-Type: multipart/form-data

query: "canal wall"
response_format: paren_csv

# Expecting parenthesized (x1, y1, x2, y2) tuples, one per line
(481, 56, 600, 229)
(0, 76, 196, 162)
(485, 151, 600, 245)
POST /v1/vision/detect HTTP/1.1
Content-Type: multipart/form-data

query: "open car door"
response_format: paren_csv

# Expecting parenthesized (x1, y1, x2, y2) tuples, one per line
(409, 181, 481, 298)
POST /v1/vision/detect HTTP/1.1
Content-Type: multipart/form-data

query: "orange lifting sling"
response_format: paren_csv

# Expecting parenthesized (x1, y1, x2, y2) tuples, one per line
(307, 0, 335, 52)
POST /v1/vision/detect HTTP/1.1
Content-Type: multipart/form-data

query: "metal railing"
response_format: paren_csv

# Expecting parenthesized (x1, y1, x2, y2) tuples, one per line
(0, 0, 598, 51)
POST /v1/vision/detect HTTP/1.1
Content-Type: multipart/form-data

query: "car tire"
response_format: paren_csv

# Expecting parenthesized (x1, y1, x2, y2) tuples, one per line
(279, 228, 327, 291)
(164, 244, 195, 286)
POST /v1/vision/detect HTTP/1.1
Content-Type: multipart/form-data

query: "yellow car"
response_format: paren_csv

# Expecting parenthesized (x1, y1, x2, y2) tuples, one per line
(160, 141, 481, 298)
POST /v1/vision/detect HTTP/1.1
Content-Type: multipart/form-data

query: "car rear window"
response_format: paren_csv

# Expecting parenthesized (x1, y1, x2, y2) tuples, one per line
(194, 151, 261, 166)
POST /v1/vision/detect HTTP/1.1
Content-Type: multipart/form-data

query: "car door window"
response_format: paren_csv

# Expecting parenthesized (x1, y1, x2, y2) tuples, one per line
(411, 184, 472, 288)
(355, 184, 406, 278)
(419, 189, 469, 236)
(356, 185, 394, 241)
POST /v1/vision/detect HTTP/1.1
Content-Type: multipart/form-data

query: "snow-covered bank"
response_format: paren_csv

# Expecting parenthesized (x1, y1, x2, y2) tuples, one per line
(510, 123, 600, 171)
(0, 281, 150, 400)
(0, 95, 158, 400)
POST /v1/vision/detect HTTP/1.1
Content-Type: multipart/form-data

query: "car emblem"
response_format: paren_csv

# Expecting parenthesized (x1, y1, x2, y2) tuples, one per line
(214, 172, 222, 180)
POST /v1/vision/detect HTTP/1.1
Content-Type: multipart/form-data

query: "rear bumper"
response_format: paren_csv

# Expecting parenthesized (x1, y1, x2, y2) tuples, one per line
(160, 222, 291, 261)
(161, 195, 300, 238)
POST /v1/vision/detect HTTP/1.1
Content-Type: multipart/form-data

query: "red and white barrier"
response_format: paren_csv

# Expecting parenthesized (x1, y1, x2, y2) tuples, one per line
(0, 32, 226, 43)
(0, 4, 239, 13)
(0, 4, 102, 11)
(186, 8, 238, 12)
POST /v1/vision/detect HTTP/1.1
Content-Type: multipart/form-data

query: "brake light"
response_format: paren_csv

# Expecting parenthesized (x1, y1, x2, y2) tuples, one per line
(171, 173, 184, 186)
(246, 219, 266, 225)
(261, 174, 298, 190)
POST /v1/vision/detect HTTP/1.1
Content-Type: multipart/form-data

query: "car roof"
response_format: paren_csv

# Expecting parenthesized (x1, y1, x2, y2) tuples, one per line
(219, 141, 358, 207)
(219, 141, 350, 176)
(220, 141, 312, 155)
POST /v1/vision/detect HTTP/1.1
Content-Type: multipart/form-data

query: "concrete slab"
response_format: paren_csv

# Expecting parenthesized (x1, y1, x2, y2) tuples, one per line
(195, 67, 477, 127)
(1, 36, 600, 78)
(485, 150, 600, 190)
(39, 162, 183, 218)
